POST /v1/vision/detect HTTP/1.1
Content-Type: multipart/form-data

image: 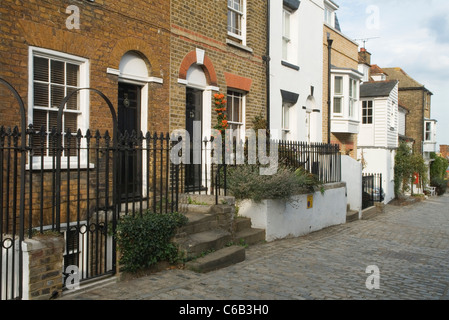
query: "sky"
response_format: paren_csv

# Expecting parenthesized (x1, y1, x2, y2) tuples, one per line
(336, 0, 449, 149)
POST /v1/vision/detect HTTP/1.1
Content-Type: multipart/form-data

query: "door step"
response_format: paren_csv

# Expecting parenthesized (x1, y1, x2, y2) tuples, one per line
(346, 210, 359, 223)
(185, 246, 245, 273)
(176, 229, 232, 259)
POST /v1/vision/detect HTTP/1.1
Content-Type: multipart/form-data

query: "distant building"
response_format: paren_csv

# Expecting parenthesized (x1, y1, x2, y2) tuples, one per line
(357, 80, 399, 203)
(382, 67, 437, 163)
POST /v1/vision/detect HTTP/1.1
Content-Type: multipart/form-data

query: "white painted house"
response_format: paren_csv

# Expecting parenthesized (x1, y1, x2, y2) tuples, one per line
(357, 80, 399, 204)
(269, 0, 324, 143)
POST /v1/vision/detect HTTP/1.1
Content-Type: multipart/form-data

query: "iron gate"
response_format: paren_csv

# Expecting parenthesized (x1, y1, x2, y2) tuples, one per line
(1, 79, 227, 299)
(362, 173, 383, 210)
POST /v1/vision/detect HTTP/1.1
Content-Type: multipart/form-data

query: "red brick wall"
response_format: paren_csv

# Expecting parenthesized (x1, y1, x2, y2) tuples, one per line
(0, 0, 170, 133)
(170, 0, 267, 131)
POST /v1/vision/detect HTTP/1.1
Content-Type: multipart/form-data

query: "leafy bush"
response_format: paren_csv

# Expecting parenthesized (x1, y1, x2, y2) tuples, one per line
(115, 211, 188, 273)
(431, 177, 448, 196)
(394, 142, 428, 197)
(227, 164, 322, 202)
(430, 153, 449, 180)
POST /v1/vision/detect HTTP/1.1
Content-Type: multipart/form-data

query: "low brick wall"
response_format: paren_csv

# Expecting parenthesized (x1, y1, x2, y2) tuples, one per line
(22, 235, 65, 300)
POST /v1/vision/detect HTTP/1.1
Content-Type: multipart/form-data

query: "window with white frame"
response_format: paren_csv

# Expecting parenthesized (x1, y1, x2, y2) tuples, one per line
(29, 47, 89, 160)
(425, 121, 433, 142)
(228, 0, 246, 42)
(282, 102, 292, 140)
(227, 90, 245, 141)
(324, 6, 334, 27)
(333, 76, 343, 115)
(349, 79, 358, 118)
(282, 8, 292, 61)
(362, 100, 373, 125)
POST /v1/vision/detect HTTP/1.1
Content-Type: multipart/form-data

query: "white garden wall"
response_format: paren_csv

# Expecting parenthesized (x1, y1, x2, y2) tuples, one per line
(238, 183, 347, 242)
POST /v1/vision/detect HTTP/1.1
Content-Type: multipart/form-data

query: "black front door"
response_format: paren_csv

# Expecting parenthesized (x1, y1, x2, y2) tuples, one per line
(185, 88, 203, 192)
(118, 83, 141, 199)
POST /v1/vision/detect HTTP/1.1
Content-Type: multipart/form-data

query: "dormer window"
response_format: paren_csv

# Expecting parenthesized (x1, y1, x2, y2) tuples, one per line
(324, 0, 338, 28)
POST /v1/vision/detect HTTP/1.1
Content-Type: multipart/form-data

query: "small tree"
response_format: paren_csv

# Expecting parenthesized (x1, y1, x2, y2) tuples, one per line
(394, 142, 428, 198)
(430, 152, 449, 195)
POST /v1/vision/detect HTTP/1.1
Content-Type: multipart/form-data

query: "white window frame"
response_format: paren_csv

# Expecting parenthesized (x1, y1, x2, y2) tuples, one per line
(349, 78, 358, 118)
(227, 90, 246, 143)
(282, 8, 292, 62)
(425, 121, 433, 142)
(227, 0, 247, 45)
(362, 100, 374, 125)
(332, 73, 360, 120)
(332, 76, 344, 116)
(324, 0, 338, 28)
(28, 47, 90, 170)
(282, 102, 292, 140)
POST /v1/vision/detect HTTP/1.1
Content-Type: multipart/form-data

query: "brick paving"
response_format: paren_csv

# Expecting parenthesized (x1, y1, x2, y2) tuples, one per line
(60, 194, 449, 301)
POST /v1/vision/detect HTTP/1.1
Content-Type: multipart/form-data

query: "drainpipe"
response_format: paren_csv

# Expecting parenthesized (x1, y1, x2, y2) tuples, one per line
(264, 0, 271, 132)
(327, 33, 333, 144)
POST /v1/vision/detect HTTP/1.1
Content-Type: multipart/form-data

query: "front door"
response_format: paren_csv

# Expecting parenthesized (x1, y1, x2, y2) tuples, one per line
(185, 88, 203, 192)
(118, 83, 142, 199)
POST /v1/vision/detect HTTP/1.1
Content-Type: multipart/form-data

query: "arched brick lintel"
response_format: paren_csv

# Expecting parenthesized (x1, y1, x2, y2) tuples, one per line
(178, 51, 218, 86)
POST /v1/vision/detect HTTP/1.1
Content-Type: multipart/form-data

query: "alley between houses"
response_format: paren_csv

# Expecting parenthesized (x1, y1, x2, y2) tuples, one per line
(60, 193, 449, 301)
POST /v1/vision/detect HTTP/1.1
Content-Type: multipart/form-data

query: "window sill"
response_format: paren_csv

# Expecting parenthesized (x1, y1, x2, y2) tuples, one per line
(226, 39, 253, 54)
(281, 60, 300, 71)
(26, 160, 95, 171)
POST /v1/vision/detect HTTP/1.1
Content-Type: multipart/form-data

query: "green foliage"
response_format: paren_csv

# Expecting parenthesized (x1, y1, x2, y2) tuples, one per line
(115, 211, 188, 273)
(430, 177, 448, 196)
(394, 142, 428, 197)
(226, 164, 323, 203)
(430, 152, 449, 180)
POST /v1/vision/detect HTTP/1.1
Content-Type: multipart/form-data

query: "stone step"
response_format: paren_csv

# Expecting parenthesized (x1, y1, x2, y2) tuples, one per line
(234, 217, 252, 233)
(185, 246, 246, 273)
(234, 227, 266, 246)
(177, 212, 220, 236)
(175, 229, 232, 259)
(346, 210, 359, 223)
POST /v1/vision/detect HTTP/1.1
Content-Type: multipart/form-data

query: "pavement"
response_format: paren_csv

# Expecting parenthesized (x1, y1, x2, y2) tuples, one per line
(59, 193, 449, 301)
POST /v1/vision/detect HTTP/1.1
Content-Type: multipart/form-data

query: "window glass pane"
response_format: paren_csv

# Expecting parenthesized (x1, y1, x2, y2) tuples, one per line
(333, 97, 342, 114)
(51, 84, 65, 108)
(283, 10, 290, 39)
(51, 60, 65, 85)
(66, 87, 79, 111)
(282, 104, 290, 130)
(34, 82, 49, 107)
(66, 63, 79, 87)
(233, 96, 241, 122)
(34, 57, 49, 82)
(33, 109, 47, 132)
(334, 77, 343, 95)
(65, 113, 78, 133)
(49, 110, 58, 131)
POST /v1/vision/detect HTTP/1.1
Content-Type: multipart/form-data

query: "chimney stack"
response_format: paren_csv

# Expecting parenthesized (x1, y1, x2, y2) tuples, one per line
(358, 48, 371, 65)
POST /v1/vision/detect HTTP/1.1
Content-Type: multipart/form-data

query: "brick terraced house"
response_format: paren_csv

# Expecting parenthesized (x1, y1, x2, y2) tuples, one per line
(322, 0, 362, 159)
(0, 0, 171, 299)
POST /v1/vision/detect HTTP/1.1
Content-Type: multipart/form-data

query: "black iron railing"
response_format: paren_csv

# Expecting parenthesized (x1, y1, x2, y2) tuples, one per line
(276, 140, 341, 184)
(362, 173, 383, 210)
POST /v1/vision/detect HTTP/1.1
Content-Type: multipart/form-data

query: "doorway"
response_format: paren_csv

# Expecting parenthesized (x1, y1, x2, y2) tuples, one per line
(185, 87, 203, 192)
(118, 82, 142, 199)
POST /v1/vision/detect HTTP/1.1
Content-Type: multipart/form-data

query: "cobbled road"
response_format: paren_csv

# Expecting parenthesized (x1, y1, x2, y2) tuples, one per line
(61, 194, 449, 301)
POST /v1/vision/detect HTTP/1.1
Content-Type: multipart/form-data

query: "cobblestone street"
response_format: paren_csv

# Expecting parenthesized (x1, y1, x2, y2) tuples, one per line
(61, 194, 449, 301)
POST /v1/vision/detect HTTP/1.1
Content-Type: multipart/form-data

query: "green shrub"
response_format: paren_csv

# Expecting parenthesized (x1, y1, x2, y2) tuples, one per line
(431, 177, 448, 196)
(227, 164, 322, 202)
(115, 211, 188, 273)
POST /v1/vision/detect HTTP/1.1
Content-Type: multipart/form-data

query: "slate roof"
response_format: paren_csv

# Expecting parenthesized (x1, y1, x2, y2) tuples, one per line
(360, 80, 398, 98)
